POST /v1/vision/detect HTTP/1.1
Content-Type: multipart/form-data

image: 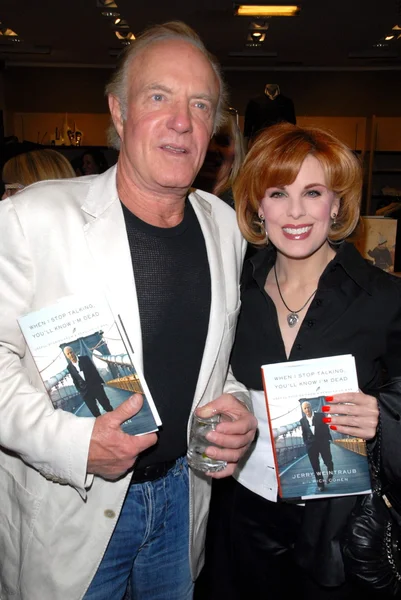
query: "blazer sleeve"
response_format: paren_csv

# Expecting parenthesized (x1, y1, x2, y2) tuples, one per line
(0, 199, 95, 496)
(223, 365, 252, 411)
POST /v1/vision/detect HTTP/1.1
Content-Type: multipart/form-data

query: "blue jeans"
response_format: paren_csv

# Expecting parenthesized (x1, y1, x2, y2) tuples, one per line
(83, 457, 193, 600)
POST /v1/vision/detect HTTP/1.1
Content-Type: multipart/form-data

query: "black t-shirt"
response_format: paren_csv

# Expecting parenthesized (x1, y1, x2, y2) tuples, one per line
(122, 200, 211, 468)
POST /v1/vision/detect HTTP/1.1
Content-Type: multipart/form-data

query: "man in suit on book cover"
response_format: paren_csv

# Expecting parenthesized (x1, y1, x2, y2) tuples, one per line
(63, 346, 113, 417)
(300, 400, 334, 491)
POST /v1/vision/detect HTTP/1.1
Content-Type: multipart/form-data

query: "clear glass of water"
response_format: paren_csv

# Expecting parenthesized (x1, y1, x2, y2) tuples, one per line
(187, 413, 228, 473)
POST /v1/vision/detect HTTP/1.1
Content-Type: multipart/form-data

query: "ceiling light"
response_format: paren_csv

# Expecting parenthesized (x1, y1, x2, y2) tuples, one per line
(392, 24, 401, 30)
(0, 26, 19, 37)
(97, 0, 118, 7)
(385, 35, 395, 40)
(250, 20, 269, 30)
(115, 31, 135, 41)
(113, 19, 129, 29)
(248, 31, 266, 42)
(114, 18, 121, 25)
(101, 11, 120, 18)
(234, 4, 300, 17)
(229, 50, 277, 57)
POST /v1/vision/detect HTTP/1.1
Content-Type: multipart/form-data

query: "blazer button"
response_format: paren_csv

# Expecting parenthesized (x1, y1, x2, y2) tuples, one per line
(315, 299, 322, 307)
(307, 320, 314, 327)
(104, 509, 116, 519)
(296, 344, 302, 350)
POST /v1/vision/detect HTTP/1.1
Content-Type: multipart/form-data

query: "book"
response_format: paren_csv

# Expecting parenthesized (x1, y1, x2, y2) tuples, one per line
(18, 292, 161, 435)
(261, 354, 372, 501)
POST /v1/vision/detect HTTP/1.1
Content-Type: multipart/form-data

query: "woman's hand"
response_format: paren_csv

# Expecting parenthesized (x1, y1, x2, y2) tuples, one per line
(323, 391, 379, 440)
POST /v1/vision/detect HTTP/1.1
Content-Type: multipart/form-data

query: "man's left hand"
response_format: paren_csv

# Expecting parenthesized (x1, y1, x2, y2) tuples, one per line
(195, 394, 258, 478)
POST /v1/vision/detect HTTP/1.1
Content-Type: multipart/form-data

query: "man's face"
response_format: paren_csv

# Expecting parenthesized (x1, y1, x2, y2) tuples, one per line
(302, 402, 312, 417)
(111, 39, 220, 195)
(64, 347, 77, 363)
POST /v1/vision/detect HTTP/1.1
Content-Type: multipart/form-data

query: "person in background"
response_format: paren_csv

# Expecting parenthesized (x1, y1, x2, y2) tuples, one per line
(192, 107, 245, 208)
(81, 148, 109, 175)
(0, 20, 256, 600)
(70, 155, 84, 177)
(1, 148, 75, 199)
(201, 122, 401, 599)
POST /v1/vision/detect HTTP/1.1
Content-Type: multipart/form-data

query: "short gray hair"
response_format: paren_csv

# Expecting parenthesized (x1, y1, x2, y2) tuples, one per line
(105, 21, 227, 150)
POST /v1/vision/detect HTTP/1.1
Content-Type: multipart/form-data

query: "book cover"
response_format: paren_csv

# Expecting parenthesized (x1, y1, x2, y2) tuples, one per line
(261, 355, 371, 500)
(18, 293, 161, 435)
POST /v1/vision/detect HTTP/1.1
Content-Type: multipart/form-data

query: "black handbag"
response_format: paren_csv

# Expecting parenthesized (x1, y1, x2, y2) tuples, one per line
(342, 378, 401, 596)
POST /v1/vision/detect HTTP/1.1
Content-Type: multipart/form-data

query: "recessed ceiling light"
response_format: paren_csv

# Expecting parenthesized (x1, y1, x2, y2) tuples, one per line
(0, 26, 19, 37)
(113, 19, 129, 29)
(101, 11, 120, 18)
(97, 0, 118, 7)
(115, 31, 135, 41)
(235, 5, 300, 17)
(248, 31, 266, 42)
(392, 24, 401, 30)
(250, 20, 269, 30)
(385, 35, 395, 40)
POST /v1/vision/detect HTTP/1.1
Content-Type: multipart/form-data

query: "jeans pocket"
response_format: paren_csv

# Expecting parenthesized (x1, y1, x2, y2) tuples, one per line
(0, 466, 42, 596)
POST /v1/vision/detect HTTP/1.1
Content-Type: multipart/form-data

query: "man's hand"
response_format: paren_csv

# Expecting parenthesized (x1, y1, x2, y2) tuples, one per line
(195, 393, 258, 478)
(87, 394, 157, 479)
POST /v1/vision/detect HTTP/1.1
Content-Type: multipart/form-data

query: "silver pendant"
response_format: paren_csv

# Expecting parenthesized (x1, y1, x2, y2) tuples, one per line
(287, 312, 299, 327)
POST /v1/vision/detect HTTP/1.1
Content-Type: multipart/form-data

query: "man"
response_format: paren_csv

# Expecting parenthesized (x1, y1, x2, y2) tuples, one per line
(300, 400, 334, 491)
(0, 21, 256, 600)
(63, 346, 114, 417)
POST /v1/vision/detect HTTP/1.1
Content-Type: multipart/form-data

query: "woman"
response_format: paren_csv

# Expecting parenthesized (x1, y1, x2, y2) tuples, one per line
(192, 107, 245, 207)
(2, 148, 75, 199)
(202, 122, 401, 599)
(81, 149, 108, 175)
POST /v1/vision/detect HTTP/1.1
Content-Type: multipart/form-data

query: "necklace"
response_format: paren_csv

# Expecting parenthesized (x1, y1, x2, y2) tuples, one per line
(273, 264, 317, 328)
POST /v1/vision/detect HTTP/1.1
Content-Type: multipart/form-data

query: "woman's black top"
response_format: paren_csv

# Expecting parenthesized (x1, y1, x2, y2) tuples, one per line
(230, 240, 401, 586)
(231, 241, 401, 394)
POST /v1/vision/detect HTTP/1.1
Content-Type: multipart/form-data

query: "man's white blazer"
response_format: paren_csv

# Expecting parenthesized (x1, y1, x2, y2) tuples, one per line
(0, 166, 248, 600)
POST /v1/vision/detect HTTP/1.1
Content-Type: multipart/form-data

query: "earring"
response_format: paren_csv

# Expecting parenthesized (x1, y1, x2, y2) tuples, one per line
(331, 212, 337, 224)
(258, 214, 268, 244)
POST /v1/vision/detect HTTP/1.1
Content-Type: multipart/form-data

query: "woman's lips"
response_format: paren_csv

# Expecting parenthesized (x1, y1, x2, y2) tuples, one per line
(282, 225, 313, 240)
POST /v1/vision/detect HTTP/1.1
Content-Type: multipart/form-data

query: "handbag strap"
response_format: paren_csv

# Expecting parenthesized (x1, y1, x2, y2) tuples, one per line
(366, 402, 382, 495)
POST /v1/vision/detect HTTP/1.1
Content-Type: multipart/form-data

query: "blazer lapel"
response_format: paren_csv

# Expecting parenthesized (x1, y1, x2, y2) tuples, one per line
(189, 193, 225, 409)
(80, 167, 144, 371)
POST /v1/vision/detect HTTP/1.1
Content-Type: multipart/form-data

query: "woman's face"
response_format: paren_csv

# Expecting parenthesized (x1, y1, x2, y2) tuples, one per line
(193, 126, 236, 192)
(259, 155, 340, 260)
(82, 154, 99, 175)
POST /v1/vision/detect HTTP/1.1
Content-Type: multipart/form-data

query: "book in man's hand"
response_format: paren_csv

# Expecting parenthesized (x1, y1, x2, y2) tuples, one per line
(261, 354, 371, 501)
(18, 292, 161, 435)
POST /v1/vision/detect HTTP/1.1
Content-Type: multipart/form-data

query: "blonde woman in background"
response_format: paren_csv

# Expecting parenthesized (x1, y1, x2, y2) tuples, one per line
(2, 148, 75, 199)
